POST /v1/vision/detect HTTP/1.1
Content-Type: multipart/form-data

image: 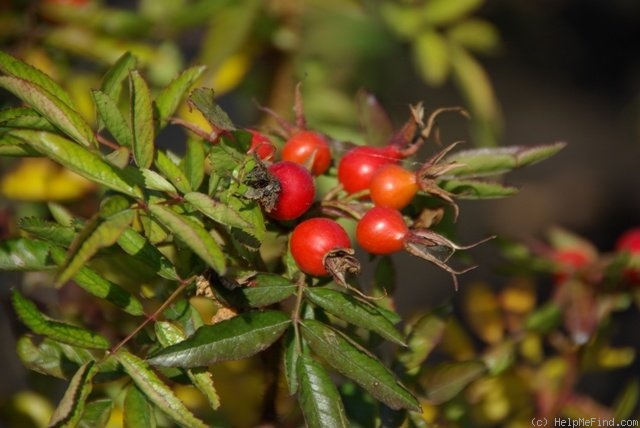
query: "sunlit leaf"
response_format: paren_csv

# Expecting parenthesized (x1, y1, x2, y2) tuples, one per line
(129, 70, 155, 169)
(124, 384, 156, 428)
(0, 50, 75, 108)
(447, 19, 500, 54)
(399, 312, 447, 375)
(19, 217, 76, 247)
(17, 335, 76, 379)
(50, 247, 144, 316)
(155, 65, 207, 126)
(10, 130, 143, 198)
(189, 87, 234, 131)
(49, 361, 97, 428)
(420, 360, 486, 404)
(100, 52, 137, 104)
(439, 179, 518, 199)
(0, 238, 53, 271)
(182, 138, 206, 190)
(79, 399, 113, 428)
(141, 168, 178, 193)
(154, 321, 221, 410)
(445, 142, 567, 177)
(149, 204, 226, 274)
(12, 289, 109, 349)
(115, 351, 208, 428)
(57, 209, 135, 286)
(422, 0, 484, 25)
(301, 319, 420, 411)
(0, 76, 96, 148)
(0, 107, 58, 132)
(185, 191, 251, 229)
(92, 89, 133, 147)
(305, 287, 406, 346)
(298, 355, 349, 428)
(0, 133, 40, 156)
(414, 30, 450, 86)
(155, 150, 192, 194)
(117, 227, 179, 280)
(148, 310, 290, 368)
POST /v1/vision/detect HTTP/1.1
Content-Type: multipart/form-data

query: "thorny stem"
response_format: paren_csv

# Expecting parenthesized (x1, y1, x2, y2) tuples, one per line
(109, 276, 195, 354)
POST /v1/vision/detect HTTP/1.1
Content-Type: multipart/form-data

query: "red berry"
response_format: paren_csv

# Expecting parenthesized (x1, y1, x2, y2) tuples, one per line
(356, 207, 408, 254)
(282, 130, 331, 176)
(248, 130, 276, 161)
(267, 161, 315, 221)
(337, 146, 401, 194)
(616, 227, 640, 253)
(290, 218, 351, 276)
(370, 164, 418, 210)
(552, 249, 591, 283)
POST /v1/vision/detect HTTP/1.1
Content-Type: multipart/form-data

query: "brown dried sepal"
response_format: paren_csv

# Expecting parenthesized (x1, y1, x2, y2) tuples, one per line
(323, 247, 368, 296)
(242, 162, 281, 212)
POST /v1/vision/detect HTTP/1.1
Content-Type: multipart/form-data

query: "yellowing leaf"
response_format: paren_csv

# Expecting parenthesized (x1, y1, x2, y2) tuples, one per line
(0, 158, 95, 201)
(210, 53, 251, 95)
(462, 282, 504, 344)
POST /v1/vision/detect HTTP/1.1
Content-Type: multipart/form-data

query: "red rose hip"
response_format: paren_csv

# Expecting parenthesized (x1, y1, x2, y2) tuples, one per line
(290, 218, 351, 276)
(267, 161, 315, 220)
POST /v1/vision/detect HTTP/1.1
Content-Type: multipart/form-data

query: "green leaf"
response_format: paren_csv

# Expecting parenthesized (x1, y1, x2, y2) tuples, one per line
(154, 321, 221, 410)
(182, 138, 206, 190)
(185, 192, 251, 229)
(49, 361, 98, 428)
(124, 384, 156, 428)
(17, 335, 76, 379)
(115, 351, 208, 428)
(305, 287, 406, 346)
(300, 319, 420, 411)
(129, 70, 155, 169)
(104, 146, 131, 169)
(50, 247, 144, 316)
(422, 0, 484, 25)
(57, 210, 135, 286)
(0, 107, 58, 132)
(141, 168, 178, 193)
(0, 133, 40, 156)
(614, 380, 639, 421)
(155, 65, 206, 126)
(524, 303, 563, 333)
(214, 273, 296, 308)
(0, 50, 75, 108)
(148, 310, 290, 368)
(19, 217, 76, 247)
(0, 238, 53, 271)
(100, 52, 137, 104)
(283, 328, 300, 394)
(447, 19, 500, 54)
(414, 30, 450, 86)
(189, 87, 235, 131)
(92, 89, 133, 147)
(438, 179, 518, 199)
(155, 150, 192, 194)
(149, 204, 226, 274)
(0, 76, 96, 148)
(49, 202, 75, 227)
(117, 227, 179, 280)
(420, 361, 486, 404)
(10, 130, 143, 198)
(297, 355, 349, 428)
(446, 142, 567, 177)
(12, 289, 110, 349)
(79, 399, 113, 428)
(399, 312, 447, 375)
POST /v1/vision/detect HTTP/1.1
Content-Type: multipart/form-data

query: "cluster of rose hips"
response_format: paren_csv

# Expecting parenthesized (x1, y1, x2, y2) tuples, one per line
(241, 87, 488, 291)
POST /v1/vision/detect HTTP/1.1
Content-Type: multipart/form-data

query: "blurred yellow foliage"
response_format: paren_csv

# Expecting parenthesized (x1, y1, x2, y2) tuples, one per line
(0, 158, 95, 201)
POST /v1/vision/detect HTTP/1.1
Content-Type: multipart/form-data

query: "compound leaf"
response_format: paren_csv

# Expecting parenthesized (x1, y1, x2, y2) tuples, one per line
(155, 150, 192, 194)
(115, 351, 207, 428)
(0, 107, 58, 132)
(182, 138, 206, 190)
(305, 287, 406, 346)
(0, 238, 53, 271)
(100, 52, 137, 104)
(19, 217, 76, 247)
(117, 228, 179, 280)
(214, 273, 296, 309)
(297, 355, 349, 428)
(78, 399, 113, 428)
(420, 360, 486, 404)
(301, 319, 420, 411)
(11, 288, 110, 349)
(92, 89, 133, 147)
(189, 87, 234, 131)
(185, 191, 251, 229)
(124, 384, 156, 428)
(148, 310, 290, 368)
